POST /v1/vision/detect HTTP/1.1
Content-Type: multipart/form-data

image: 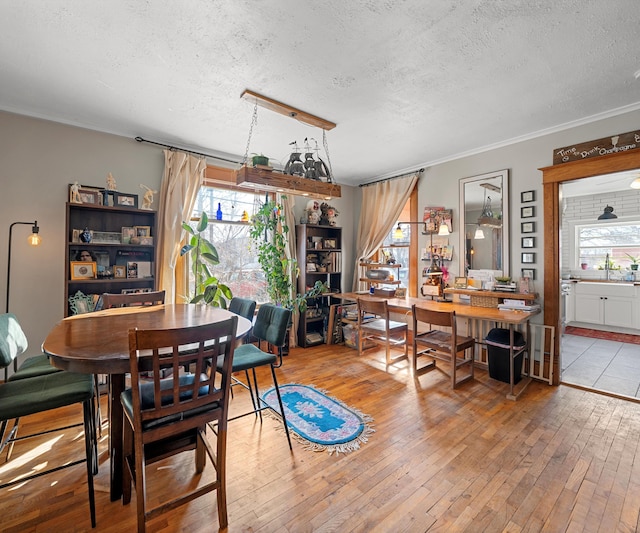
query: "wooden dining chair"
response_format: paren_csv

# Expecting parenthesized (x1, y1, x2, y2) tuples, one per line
(121, 316, 237, 533)
(356, 298, 408, 367)
(412, 304, 475, 388)
(101, 290, 166, 309)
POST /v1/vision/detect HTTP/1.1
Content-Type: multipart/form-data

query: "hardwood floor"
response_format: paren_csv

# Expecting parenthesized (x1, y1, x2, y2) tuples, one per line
(2, 342, 640, 532)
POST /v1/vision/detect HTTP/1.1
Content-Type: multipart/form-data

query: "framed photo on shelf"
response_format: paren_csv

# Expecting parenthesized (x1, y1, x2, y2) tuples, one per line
(521, 221, 536, 234)
(113, 265, 126, 278)
(454, 276, 468, 289)
(69, 184, 103, 206)
(521, 236, 536, 248)
(521, 206, 535, 218)
(521, 190, 536, 203)
(115, 192, 138, 208)
(133, 226, 151, 237)
(521, 252, 536, 264)
(121, 227, 135, 244)
(521, 268, 536, 280)
(139, 236, 153, 246)
(323, 238, 336, 249)
(70, 261, 97, 280)
(72, 228, 93, 243)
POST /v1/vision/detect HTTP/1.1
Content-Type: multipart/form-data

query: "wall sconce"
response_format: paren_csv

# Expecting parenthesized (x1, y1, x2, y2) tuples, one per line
(6, 221, 41, 314)
(597, 205, 617, 220)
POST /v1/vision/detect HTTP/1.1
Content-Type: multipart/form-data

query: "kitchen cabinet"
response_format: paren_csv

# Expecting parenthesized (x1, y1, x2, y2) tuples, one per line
(573, 282, 637, 329)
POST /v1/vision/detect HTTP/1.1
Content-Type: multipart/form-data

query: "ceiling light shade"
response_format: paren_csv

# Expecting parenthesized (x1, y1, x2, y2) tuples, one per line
(630, 177, 640, 189)
(597, 205, 618, 220)
(474, 227, 485, 239)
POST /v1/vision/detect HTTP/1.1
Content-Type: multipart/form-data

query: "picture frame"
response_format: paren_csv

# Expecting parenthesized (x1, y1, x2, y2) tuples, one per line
(521, 252, 536, 264)
(323, 238, 336, 249)
(69, 184, 103, 206)
(521, 206, 535, 218)
(70, 261, 97, 280)
(113, 265, 126, 278)
(115, 192, 138, 208)
(121, 227, 135, 244)
(139, 236, 153, 246)
(521, 221, 536, 234)
(68, 290, 95, 315)
(521, 236, 536, 248)
(454, 276, 468, 289)
(394, 287, 407, 298)
(521, 268, 536, 280)
(521, 190, 536, 203)
(307, 263, 317, 272)
(133, 226, 151, 237)
(72, 228, 93, 243)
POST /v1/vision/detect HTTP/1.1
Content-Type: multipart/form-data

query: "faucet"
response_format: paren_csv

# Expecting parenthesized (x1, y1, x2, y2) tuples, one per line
(605, 253, 610, 281)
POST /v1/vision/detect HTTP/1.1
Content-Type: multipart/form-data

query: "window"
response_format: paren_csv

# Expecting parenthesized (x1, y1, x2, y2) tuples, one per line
(190, 186, 271, 303)
(576, 221, 640, 270)
(380, 227, 409, 287)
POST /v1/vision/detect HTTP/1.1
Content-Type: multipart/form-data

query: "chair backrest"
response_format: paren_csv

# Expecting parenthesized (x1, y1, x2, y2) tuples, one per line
(357, 298, 389, 325)
(229, 297, 257, 321)
(0, 313, 28, 370)
(127, 316, 238, 435)
(412, 305, 458, 335)
(252, 304, 291, 347)
(101, 290, 166, 309)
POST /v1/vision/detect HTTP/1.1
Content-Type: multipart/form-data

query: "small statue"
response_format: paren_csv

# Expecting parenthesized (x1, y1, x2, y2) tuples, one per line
(306, 199, 321, 224)
(139, 184, 158, 210)
(106, 172, 117, 191)
(70, 181, 82, 203)
(320, 202, 339, 226)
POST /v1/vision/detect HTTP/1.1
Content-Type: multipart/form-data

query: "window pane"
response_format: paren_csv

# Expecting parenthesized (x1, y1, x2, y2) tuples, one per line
(577, 222, 640, 270)
(189, 187, 269, 303)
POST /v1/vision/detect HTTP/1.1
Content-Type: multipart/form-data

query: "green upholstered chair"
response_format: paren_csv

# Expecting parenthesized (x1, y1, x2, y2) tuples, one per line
(0, 370, 97, 528)
(222, 303, 292, 449)
(229, 297, 256, 338)
(121, 316, 237, 533)
(0, 312, 61, 382)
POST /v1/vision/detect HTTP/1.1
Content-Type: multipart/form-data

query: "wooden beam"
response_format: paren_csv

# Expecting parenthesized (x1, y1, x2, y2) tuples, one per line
(241, 89, 337, 131)
(235, 165, 341, 199)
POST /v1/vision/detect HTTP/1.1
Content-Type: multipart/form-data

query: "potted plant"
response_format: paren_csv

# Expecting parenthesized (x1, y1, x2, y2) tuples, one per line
(251, 153, 270, 167)
(249, 198, 327, 313)
(180, 211, 233, 308)
(625, 253, 639, 271)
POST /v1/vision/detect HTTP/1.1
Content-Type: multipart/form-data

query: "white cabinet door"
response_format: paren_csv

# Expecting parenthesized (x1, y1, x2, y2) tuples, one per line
(604, 297, 635, 329)
(574, 294, 604, 324)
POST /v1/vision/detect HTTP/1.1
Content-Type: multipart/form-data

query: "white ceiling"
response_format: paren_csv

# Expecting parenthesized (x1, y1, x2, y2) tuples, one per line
(1, 1, 640, 187)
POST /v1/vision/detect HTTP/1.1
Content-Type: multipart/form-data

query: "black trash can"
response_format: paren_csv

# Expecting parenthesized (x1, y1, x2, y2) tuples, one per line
(485, 328, 526, 384)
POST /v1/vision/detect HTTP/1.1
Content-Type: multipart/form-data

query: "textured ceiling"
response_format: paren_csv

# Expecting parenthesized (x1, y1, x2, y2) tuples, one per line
(1, 1, 639, 186)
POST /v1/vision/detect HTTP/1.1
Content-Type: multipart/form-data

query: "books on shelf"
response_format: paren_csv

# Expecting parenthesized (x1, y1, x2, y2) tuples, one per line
(498, 299, 540, 312)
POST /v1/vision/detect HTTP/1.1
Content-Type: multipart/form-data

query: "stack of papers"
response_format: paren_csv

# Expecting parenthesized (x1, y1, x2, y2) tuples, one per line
(498, 300, 540, 311)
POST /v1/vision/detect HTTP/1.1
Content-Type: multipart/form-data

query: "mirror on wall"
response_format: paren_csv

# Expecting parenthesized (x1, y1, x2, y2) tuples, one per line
(458, 169, 509, 276)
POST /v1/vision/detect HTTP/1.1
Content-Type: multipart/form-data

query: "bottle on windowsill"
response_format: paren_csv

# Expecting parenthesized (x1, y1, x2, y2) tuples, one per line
(216, 203, 223, 220)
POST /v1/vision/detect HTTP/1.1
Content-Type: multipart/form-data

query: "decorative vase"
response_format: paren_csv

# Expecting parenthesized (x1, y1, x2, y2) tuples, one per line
(80, 227, 92, 243)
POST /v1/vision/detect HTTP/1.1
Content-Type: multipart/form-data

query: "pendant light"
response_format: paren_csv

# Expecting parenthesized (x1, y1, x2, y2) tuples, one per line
(597, 205, 617, 220)
(474, 226, 485, 239)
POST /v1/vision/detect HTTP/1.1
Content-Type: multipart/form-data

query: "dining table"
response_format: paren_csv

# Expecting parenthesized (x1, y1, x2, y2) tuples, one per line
(42, 303, 252, 502)
(334, 292, 541, 400)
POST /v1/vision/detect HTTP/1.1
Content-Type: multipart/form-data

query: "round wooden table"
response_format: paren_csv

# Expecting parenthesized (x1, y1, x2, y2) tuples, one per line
(43, 303, 252, 501)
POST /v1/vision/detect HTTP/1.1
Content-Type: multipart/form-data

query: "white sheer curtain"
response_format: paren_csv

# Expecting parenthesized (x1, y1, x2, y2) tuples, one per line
(156, 150, 205, 303)
(353, 174, 418, 291)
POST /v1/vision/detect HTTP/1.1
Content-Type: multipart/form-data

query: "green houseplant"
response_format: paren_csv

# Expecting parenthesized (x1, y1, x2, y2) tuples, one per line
(180, 211, 233, 308)
(249, 198, 326, 313)
(625, 253, 639, 270)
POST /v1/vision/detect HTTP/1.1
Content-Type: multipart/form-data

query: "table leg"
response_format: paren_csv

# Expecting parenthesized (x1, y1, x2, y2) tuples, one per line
(109, 373, 125, 501)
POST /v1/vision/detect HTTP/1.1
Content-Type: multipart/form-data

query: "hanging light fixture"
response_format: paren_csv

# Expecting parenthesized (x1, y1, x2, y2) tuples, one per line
(597, 205, 618, 220)
(474, 226, 485, 239)
(630, 176, 640, 189)
(438, 223, 450, 236)
(477, 187, 502, 228)
(393, 223, 404, 240)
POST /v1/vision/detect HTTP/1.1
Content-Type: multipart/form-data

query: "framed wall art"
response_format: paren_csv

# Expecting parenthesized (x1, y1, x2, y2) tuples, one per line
(521, 190, 536, 203)
(113, 265, 126, 278)
(521, 268, 536, 280)
(115, 192, 138, 208)
(521, 221, 536, 234)
(521, 252, 536, 264)
(521, 237, 536, 248)
(521, 206, 535, 218)
(134, 226, 151, 237)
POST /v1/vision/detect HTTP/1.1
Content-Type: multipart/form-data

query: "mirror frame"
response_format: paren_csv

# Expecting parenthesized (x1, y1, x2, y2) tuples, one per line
(458, 169, 510, 276)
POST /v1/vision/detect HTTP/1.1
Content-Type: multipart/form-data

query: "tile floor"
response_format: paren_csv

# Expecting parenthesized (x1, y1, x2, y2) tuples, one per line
(561, 333, 640, 398)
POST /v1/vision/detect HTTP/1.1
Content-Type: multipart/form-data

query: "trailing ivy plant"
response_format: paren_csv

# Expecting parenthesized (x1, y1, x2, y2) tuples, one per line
(180, 211, 232, 308)
(249, 198, 326, 313)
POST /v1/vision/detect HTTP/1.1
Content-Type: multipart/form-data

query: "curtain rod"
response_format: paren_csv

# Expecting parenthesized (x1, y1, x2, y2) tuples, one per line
(134, 136, 241, 165)
(359, 168, 424, 187)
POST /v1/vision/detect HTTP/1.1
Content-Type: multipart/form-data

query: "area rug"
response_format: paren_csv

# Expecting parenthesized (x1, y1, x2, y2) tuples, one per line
(565, 326, 640, 345)
(261, 384, 374, 455)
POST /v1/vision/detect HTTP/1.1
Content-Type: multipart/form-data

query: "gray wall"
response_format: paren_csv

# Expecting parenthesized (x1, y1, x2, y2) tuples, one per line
(2, 107, 640, 358)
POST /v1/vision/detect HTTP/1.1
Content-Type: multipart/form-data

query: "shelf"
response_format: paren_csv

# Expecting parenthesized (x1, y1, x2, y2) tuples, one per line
(359, 262, 400, 268)
(359, 278, 401, 285)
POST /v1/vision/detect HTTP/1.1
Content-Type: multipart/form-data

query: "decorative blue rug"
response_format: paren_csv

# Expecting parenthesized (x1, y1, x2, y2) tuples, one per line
(261, 384, 374, 455)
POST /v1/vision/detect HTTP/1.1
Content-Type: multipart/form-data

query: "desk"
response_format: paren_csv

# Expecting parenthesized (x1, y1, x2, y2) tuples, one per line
(335, 293, 540, 399)
(42, 303, 252, 501)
